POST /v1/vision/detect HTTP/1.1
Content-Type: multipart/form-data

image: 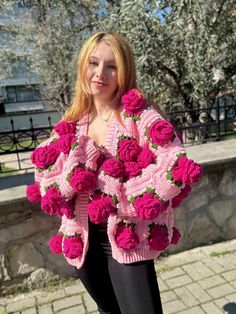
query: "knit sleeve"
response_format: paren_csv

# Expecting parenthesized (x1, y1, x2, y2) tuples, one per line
(59, 135, 101, 199)
(118, 106, 202, 218)
(33, 133, 63, 194)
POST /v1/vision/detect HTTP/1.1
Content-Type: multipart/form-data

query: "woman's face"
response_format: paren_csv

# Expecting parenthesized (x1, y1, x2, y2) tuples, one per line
(87, 41, 118, 104)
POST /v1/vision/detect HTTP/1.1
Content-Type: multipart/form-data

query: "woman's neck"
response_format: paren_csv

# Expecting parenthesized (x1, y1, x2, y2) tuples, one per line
(93, 98, 115, 117)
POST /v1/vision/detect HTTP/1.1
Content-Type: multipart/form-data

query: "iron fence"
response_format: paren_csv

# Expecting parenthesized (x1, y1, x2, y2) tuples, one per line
(0, 114, 53, 174)
(168, 96, 236, 145)
(0, 96, 235, 174)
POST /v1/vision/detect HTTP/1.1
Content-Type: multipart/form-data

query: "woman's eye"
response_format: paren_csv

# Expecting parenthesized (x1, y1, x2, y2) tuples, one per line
(89, 61, 98, 66)
(108, 65, 117, 70)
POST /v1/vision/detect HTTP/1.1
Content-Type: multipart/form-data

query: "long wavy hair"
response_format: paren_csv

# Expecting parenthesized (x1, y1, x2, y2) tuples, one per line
(63, 31, 137, 122)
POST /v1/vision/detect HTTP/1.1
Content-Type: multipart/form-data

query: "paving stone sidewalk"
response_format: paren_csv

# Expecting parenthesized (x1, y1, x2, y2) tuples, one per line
(1, 239, 236, 314)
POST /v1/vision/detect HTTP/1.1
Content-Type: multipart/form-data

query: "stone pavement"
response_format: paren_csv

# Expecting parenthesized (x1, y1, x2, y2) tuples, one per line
(1, 239, 236, 314)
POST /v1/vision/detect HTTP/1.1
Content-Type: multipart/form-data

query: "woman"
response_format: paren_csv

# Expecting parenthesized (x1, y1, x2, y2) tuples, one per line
(27, 31, 202, 314)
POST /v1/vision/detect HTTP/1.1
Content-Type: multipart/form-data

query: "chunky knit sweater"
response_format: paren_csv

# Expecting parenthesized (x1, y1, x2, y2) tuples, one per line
(27, 89, 202, 269)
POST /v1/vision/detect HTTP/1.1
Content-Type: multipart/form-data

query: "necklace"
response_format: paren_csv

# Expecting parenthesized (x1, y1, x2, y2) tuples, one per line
(97, 110, 113, 123)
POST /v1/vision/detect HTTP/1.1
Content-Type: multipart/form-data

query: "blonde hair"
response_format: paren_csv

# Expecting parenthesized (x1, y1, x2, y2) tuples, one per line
(63, 31, 137, 122)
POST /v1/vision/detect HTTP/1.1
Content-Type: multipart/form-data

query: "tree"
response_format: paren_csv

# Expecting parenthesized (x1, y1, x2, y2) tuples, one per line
(0, 0, 99, 112)
(99, 0, 236, 111)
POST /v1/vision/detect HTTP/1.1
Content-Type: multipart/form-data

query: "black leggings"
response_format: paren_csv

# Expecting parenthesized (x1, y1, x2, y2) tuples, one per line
(75, 221, 163, 314)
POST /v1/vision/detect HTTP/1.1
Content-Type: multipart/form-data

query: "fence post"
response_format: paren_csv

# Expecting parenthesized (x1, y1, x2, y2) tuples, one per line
(10, 119, 22, 170)
(216, 99, 220, 141)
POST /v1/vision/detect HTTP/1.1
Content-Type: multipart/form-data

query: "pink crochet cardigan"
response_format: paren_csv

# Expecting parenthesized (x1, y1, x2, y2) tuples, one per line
(27, 90, 202, 269)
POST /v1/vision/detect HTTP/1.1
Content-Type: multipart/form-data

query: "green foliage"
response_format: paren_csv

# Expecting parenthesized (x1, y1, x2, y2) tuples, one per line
(0, 0, 99, 112)
(100, 0, 236, 110)
(1, 0, 235, 113)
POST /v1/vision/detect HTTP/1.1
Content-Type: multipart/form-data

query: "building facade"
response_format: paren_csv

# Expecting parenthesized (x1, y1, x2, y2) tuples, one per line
(0, 1, 61, 132)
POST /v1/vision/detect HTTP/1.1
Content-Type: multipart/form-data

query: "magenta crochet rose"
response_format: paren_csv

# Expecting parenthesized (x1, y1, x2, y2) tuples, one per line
(56, 134, 76, 155)
(69, 167, 96, 192)
(172, 184, 192, 208)
(118, 139, 141, 162)
(171, 227, 181, 245)
(63, 235, 83, 259)
(134, 193, 162, 220)
(148, 120, 174, 146)
(31, 145, 60, 169)
(115, 224, 139, 250)
(137, 147, 156, 169)
(49, 234, 63, 254)
(88, 195, 115, 224)
(57, 199, 75, 219)
(54, 120, 76, 135)
(26, 183, 41, 202)
(41, 186, 63, 215)
(172, 156, 203, 184)
(124, 162, 142, 179)
(149, 224, 169, 251)
(103, 158, 125, 178)
(122, 89, 146, 116)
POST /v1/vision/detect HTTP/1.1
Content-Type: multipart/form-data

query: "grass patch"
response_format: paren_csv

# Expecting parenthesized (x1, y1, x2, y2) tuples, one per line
(209, 249, 236, 257)
(0, 164, 18, 177)
(0, 139, 35, 152)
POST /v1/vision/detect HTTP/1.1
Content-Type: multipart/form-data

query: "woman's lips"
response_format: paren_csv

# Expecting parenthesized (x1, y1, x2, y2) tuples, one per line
(92, 81, 107, 87)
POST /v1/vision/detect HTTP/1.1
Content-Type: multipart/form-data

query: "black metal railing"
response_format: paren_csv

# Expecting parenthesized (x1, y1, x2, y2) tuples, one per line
(0, 115, 54, 174)
(168, 96, 236, 145)
(0, 96, 235, 174)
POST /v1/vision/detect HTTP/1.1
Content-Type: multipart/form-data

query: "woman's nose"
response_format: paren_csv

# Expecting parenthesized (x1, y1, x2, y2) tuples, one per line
(96, 63, 105, 79)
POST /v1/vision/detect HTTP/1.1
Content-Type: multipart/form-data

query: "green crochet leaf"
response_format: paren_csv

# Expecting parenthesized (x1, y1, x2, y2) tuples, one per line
(47, 164, 54, 171)
(53, 182, 59, 189)
(129, 195, 136, 203)
(112, 194, 118, 204)
(166, 170, 172, 180)
(133, 116, 141, 122)
(118, 134, 127, 141)
(146, 187, 155, 194)
(176, 152, 186, 158)
(71, 142, 78, 150)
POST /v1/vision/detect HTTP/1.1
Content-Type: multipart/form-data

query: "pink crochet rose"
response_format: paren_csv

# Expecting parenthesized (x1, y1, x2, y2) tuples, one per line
(148, 120, 174, 146)
(149, 224, 169, 251)
(122, 89, 146, 116)
(171, 227, 181, 245)
(56, 134, 76, 155)
(172, 156, 203, 184)
(134, 193, 161, 220)
(41, 186, 63, 215)
(88, 195, 115, 224)
(63, 235, 83, 259)
(54, 120, 76, 135)
(57, 199, 75, 219)
(118, 139, 141, 162)
(69, 167, 96, 192)
(103, 158, 125, 178)
(137, 148, 156, 168)
(31, 145, 59, 169)
(172, 184, 192, 209)
(26, 183, 41, 202)
(124, 162, 142, 179)
(115, 224, 139, 250)
(49, 234, 63, 254)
